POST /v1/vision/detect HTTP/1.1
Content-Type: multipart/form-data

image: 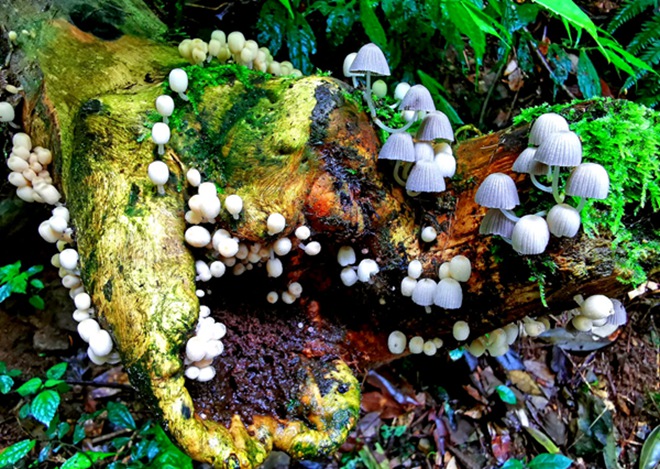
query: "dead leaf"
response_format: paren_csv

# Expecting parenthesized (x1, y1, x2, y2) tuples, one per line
(508, 370, 543, 396)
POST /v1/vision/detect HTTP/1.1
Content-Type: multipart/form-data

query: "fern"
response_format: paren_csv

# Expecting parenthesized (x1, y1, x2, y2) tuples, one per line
(629, 13, 660, 54)
(607, 0, 657, 33)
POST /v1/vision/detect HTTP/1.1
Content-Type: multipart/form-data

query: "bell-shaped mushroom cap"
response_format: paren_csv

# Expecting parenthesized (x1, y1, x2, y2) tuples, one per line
(387, 331, 407, 354)
(547, 203, 581, 237)
(349, 43, 390, 76)
(580, 294, 614, 320)
(435, 152, 456, 178)
(534, 131, 582, 167)
(512, 147, 549, 175)
(433, 278, 463, 309)
(406, 158, 446, 192)
(411, 278, 437, 307)
(511, 215, 550, 255)
(479, 208, 515, 238)
(416, 111, 455, 142)
(379, 132, 415, 162)
(400, 85, 436, 112)
(414, 142, 434, 161)
(448, 255, 471, 282)
(529, 112, 569, 146)
(475, 173, 520, 209)
(607, 299, 627, 326)
(565, 162, 610, 199)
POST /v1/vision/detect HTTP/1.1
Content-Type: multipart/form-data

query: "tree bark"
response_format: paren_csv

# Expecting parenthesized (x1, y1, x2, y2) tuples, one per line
(1, 1, 656, 467)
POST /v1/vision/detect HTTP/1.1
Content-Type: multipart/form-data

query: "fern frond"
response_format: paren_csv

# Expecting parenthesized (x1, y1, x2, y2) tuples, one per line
(629, 13, 660, 54)
(608, 0, 656, 33)
(640, 38, 660, 65)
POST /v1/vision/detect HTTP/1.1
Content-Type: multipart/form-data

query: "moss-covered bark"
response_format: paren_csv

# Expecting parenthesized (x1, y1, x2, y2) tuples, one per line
(2, 0, 657, 466)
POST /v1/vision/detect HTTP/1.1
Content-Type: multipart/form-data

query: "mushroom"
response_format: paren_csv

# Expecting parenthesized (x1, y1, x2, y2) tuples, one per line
(528, 113, 569, 146)
(565, 162, 610, 211)
(168, 68, 189, 101)
(155, 95, 174, 124)
(433, 278, 463, 309)
(405, 142, 446, 193)
(0, 101, 19, 128)
(151, 123, 171, 156)
(546, 203, 581, 237)
(349, 43, 391, 119)
(420, 226, 437, 243)
(411, 278, 437, 313)
(266, 213, 286, 236)
(479, 209, 515, 239)
(452, 321, 470, 341)
(378, 132, 416, 186)
(512, 147, 551, 193)
(148, 160, 169, 194)
(387, 331, 407, 354)
(533, 130, 582, 204)
(416, 111, 454, 142)
(356, 259, 379, 282)
(511, 215, 550, 255)
(448, 255, 471, 282)
(409, 336, 424, 354)
(224, 194, 243, 219)
(407, 260, 423, 279)
(475, 173, 521, 223)
(337, 246, 356, 267)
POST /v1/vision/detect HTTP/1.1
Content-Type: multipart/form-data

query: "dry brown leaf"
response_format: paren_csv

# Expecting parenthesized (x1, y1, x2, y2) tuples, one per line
(508, 370, 543, 395)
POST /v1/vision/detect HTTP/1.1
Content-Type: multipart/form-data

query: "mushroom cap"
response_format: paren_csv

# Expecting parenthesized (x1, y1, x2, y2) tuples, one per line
(155, 95, 175, 117)
(416, 111, 454, 142)
(340, 266, 358, 287)
(452, 321, 470, 341)
(565, 163, 609, 199)
(529, 113, 569, 146)
(475, 173, 520, 209)
(273, 238, 293, 256)
(534, 131, 582, 167)
(448, 255, 471, 282)
(267, 212, 286, 235)
(349, 43, 390, 76)
(89, 329, 113, 357)
(357, 259, 379, 282)
(407, 259, 423, 279)
(168, 68, 188, 93)
(151, 122, 171, 145)
(433, 278, 463, 309)
(411, 278, 437, 307)
(337, 246, 356, 267)
(342, 52, 360, 77)
(434, 152, 456, 178)
(394, 82, 411, 101)
(148, 160, 170, 185)
(378, 132, 415, 162)
(400, 276, 417, 297)
(387, 331, 407, 354)
(547, 203, 581, 237)
(420, 226, 437, 243)
(0, 101, 15, 122)
(607, 299, 627, 326)
(409, 336, 424, 354)
(512, 147, 549, 175)
(400, 85, 436, 112)
(479, 208, 515, 238)
(224, 194, 243, 215)
(511, 215, 550, 255)
(185, 226, 211, 248)
(580, 294, 614, 319)
(406, 159, 446, 193)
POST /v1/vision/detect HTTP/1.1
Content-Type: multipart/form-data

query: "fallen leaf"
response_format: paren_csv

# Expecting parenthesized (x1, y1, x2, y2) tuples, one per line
(508, 370, 543, 396)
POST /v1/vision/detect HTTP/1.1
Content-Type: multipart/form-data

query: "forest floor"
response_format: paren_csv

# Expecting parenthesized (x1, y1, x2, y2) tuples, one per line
(0, 266, 657, 468)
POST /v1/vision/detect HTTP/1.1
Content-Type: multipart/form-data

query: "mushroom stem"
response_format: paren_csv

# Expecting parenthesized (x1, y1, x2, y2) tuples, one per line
(550, 166, 564, 204)
(157, 144, 165, 155)
(424, 306, 432, 313)
(499, 208, 520, 223)
(363, 72, 378, 118)
(498, 235, 513, 245)
(8, 121, 20, 129)
(533, 210, 547, 217)
(530, 174, 552, 193)
(392, 160, 408, 186)
(177, 91, 189, 102)
(576, 197, 586, 212)
(157, 185, 165, 196)
(351, 75, 359, 89)
(573, 294, 585, 306)
(163, 116, 169, 124)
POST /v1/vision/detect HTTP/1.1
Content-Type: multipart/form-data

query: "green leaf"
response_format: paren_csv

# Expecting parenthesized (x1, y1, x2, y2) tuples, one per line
(25, 265, 43, 277)
(58, 421, 71, 439)
(29, 278, 44, 289)
(324, 1, 357, 47)
(524, 426, 561, 454)
(0, 439, 35, 467)
(18, 402, 30, 419)
(16, 377, 42, 396)
(31, 389, 60, 427)
(359, 0, 387, 49)
(0, 284, 12, 303)
(0, 375, 14, 394)
(151, 425, 193, 469)
(445, 0, 486, 65)
(577, 50, 601, 98)
(44, 378, 65, 388)
(640, 425, 660, 469)
(501, 459, 525, 469)
(495, 385, 517, 404)
(61, 452, 92, 469)
(46, 362, 68, 380)
(532, 0, 597, 40)
(417, 70, 463, 124)
(107, 401, 136, 430)
(29, 295, 45, 310)
(600, 36, 656, 74)
(527, 453, 573, 469)
(285, 15, 317, 74)
(73, 422, 87, 445)
(276, 0, 294, 19)
(0, 261, 21, 284)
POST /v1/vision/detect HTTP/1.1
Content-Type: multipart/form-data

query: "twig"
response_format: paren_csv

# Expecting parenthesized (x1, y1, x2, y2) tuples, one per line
(66, 380, 134, 390)
(90, 428, 132, 445)
(524, 29, 577, 100)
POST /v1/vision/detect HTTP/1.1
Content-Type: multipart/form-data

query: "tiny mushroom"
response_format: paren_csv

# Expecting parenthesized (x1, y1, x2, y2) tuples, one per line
(148, 161, 169, 195)
(155, 95, 175, 124)
(475, 172, 520, 223)
(151, 123, 171, 156)
(388, 331, 407, 354)
(511, 215, 550, 255)
(528, 112, 569, 146)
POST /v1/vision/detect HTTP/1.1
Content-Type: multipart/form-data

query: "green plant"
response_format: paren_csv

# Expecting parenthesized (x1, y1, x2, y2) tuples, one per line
(256, 0, 654, 126)
(608, 0, 660, 108)
(0, 261, 45, 309)
(0, 362, 192, 469)
(501, 452, 573, 469)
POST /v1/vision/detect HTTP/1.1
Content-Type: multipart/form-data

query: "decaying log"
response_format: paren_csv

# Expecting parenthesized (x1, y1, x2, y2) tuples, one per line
(2, 0, 657, 466)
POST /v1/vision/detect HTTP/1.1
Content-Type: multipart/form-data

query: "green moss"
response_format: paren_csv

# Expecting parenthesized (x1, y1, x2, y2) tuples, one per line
(514, 99, 660, 284)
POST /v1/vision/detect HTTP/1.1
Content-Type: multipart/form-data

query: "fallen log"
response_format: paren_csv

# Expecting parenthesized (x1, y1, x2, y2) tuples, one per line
(1, 0, 658, 466)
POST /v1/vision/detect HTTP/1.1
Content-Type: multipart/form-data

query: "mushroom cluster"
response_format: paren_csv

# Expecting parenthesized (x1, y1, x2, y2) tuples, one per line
(569, 294, 626, 336)
(336, 245, 380, 287)
(344, 43, 456, 196)
(6, 132, 61, 205)
(178, 30, 302, 76)
(476, 112, 610, 255)
(402, 254, 471, 314)
(387, 330, 444, 356)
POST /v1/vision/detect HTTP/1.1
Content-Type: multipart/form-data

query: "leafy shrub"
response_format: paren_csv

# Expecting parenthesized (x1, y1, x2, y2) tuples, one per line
(0, 261, 45, 310)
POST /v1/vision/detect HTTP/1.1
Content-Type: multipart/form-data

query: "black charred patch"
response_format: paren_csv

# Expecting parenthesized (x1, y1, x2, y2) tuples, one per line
(70, 2, 125, 40)
(103, 278, 113, 302)
(181, 403, 191, 419)
(310, 85, 341, 145)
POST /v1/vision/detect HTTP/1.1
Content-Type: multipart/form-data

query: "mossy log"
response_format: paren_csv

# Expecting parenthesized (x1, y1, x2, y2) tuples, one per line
(2, 1, 657, 467)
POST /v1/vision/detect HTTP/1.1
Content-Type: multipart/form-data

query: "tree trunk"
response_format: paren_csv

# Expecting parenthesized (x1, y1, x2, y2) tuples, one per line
(1, 1, 656, 467)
